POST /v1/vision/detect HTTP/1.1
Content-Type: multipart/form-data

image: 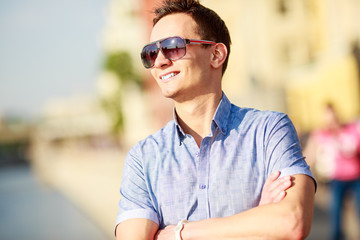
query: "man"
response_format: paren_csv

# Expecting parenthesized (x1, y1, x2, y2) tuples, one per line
(116, 0, 316, 239)
(305, 103, 360, 240)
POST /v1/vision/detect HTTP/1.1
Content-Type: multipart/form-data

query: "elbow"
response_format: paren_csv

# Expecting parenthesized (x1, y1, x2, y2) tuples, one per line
(290, 224, 310, 240)
(283, 206, 312, 240)
(290, 225, 311, 240)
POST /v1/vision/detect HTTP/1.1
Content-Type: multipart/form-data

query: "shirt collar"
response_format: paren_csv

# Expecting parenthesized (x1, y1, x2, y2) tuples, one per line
(173, 108, 186, 144)
(212, 92, 231, 135)
(173, 92, 231, 143)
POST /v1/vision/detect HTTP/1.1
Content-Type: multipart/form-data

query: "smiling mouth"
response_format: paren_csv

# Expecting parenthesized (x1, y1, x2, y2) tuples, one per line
(161, 72, 179, 82)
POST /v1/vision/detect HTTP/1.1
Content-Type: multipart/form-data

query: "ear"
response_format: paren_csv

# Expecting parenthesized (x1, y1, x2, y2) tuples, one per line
(210, 43, 227, 70)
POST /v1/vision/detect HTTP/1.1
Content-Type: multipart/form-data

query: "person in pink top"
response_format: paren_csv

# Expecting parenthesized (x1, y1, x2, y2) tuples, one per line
(306, 103, 360, 240)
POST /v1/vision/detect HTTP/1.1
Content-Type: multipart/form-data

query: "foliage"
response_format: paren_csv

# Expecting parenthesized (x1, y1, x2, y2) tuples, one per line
(101, 51, 141, 134)
(100, 95, 124, 134)
(104, 51, 141, 86)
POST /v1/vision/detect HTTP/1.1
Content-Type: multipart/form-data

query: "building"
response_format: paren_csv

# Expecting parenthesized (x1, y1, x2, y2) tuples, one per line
(98, 0, 360, 138)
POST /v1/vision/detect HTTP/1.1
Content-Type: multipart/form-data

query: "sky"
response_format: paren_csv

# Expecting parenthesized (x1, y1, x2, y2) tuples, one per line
(0, 0, 110, 119)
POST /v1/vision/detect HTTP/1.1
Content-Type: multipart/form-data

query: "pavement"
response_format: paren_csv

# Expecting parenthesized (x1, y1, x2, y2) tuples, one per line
(308, 202, 330, 239)
(307, 181, 360, 240)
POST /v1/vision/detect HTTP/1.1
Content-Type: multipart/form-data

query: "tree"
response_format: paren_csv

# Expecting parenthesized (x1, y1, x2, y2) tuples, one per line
(100, 51, 141, 134)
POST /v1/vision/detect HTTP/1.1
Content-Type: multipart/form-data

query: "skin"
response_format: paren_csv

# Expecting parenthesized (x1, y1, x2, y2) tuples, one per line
(155, 175, 314, 240)
(116, 171, 292, 240)
(116, 12, 315, 240)
(149, 13, 225, 146)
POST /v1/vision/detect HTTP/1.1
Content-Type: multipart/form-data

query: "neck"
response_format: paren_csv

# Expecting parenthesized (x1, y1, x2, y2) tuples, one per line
(175, 91, 222, 147)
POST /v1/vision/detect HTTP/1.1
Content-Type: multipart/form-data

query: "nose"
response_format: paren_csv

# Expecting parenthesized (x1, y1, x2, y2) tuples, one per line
(153, 49, 172, 68)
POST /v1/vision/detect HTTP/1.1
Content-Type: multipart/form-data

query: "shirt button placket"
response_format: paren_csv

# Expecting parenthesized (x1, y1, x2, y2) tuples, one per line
(197, 139, 210, 219)
(199, 184, 207, 189)
(197, 151, 205, 190)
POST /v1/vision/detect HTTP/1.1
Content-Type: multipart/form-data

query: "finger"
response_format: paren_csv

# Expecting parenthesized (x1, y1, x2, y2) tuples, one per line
(269, 179, 292, 198)
(270, 176, 292, 194)
(259, 171, 282, 205)
(269, 171, 281, 181)
(267, 175, 291, 193)
(264, 171, 281, 187)
(273, 191, 287, 203)
(281, 176, 292, 189)
(265, 180, 291, 203)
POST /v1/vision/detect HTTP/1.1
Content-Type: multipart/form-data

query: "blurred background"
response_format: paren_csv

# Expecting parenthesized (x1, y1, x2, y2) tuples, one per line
(1, 0, 360, 239)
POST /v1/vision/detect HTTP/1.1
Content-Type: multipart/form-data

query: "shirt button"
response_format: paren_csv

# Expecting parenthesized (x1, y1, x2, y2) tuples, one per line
(195, 152, 200, 158)
(199, 184, 207, 189)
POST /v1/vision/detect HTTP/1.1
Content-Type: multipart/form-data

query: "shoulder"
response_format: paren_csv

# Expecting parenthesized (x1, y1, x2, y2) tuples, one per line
(229, 105, 290, 130)
(228, 105, 299, 147)
(128, 120, 176, 157)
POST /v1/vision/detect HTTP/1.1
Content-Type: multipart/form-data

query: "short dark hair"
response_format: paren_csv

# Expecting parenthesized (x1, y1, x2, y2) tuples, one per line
(153, 0, 231, 75)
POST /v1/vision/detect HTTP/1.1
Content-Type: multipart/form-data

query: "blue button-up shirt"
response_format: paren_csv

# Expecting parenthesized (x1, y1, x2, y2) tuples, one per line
(117, 93, 314, 229)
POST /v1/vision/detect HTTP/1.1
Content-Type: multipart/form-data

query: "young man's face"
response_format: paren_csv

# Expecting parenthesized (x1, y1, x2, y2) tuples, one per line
(149, 13, 215, 102)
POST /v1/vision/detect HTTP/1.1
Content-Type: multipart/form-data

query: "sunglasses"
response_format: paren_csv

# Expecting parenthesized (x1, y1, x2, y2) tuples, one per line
(140, 36, 217, 69)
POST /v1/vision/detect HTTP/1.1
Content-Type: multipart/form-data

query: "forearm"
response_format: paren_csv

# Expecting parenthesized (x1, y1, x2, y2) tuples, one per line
(182, 175, 315, 240)
(182, 202, 306, 240)
(116, 219, 158, 240)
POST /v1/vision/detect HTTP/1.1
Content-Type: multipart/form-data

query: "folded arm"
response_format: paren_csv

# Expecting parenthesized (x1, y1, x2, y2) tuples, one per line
(115, 171, 297, 240)
(115, 170, 292, 240)
(157, 174, 315, 240)
(116, 218, 158, 240)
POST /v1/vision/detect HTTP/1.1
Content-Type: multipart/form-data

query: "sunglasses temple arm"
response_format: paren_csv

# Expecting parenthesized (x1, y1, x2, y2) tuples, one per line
(186, 39, 216, 45)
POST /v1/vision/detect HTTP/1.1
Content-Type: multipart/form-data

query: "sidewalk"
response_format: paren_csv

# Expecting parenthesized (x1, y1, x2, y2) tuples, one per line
(307, 182, 360, 240)
(32, 148, 126, 239)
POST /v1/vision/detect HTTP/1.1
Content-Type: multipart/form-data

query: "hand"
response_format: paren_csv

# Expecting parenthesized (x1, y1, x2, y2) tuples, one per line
(155, 225, 176, 240)
(259, 171, 293, 206)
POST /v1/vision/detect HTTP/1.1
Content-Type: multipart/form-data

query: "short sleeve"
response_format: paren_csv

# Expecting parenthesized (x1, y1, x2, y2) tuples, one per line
(116, 146, 159, 226)
(264, 114, 317, 189)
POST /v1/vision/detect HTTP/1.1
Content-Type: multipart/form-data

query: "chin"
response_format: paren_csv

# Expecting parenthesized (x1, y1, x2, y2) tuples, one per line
(162, 91, 178, 99)
(158, 84, 173, 96)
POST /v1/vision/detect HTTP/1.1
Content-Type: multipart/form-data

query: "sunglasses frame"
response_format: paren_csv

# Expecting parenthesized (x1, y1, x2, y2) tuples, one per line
(141, 36, 217, 69)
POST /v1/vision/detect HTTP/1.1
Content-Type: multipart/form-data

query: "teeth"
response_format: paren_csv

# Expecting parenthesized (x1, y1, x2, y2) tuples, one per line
(161, 72, 176, 80)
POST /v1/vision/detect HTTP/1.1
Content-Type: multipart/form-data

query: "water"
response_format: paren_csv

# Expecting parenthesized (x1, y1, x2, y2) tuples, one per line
(0, 164, 109, 240)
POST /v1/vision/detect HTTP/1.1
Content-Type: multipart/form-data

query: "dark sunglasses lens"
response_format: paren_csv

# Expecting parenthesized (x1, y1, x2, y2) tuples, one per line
(161, 37, 186, 60)
(141, 44, 158, 68)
